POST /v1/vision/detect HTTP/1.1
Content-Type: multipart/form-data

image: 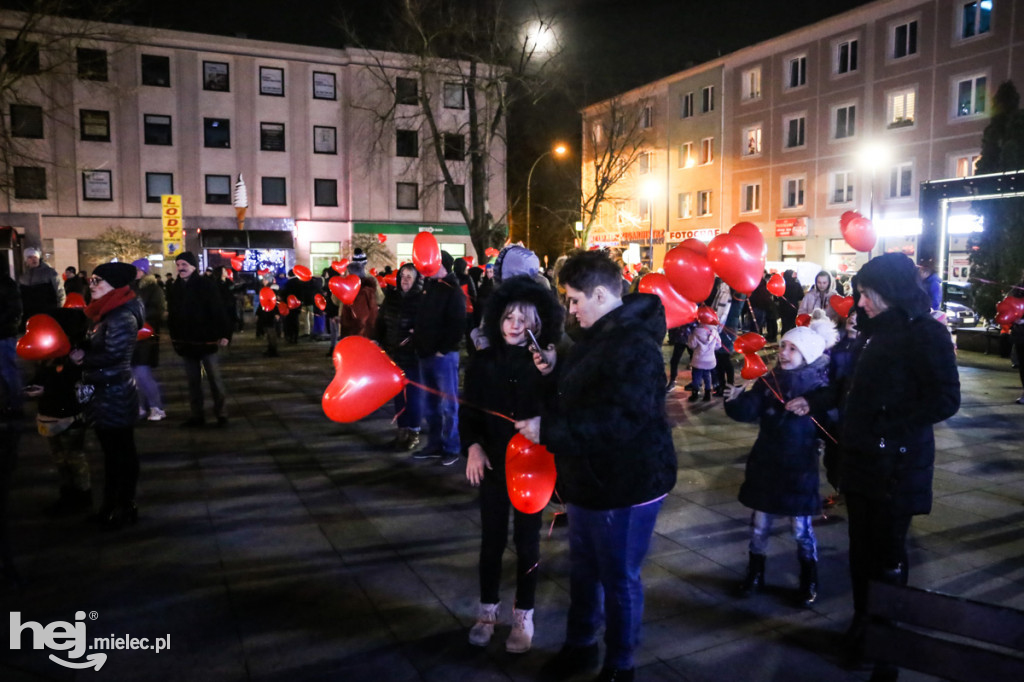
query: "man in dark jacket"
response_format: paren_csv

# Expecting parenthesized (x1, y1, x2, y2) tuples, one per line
(18, 247, 64, 328)
(166, 251, 231, 427)
(517, 251, 677, 682)
(412, 250, 465, 465)
(0, 261, 23, 414)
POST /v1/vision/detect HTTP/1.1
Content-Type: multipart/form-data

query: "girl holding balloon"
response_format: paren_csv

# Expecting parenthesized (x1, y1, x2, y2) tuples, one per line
(461, 276, 563, 654)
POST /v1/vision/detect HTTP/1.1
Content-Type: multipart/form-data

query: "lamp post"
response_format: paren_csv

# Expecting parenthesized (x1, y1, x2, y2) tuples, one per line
(642, 178, 660, 268)
(526, 144, 566, 251)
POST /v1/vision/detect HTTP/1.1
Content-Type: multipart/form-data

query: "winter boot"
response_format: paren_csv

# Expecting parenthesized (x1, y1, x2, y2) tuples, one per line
(798, 558, 818, 607)
(506, 607, 534, 653)
(468, 602, 500, 647)
(687, 388, 700, 402)
(737, 552, 766, 597)
(703, 388, 712, 402)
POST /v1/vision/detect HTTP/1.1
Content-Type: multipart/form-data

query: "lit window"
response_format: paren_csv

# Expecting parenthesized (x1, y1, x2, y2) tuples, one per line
(834, 104, 856, 139)
(961, 1, 992, 39)
(742, 125, 762, 156)
(700, 138, 714, 165)
(893, 20, 918, 59)
(701, 86, 714, 113)
(784, 115, 806, 148)
(830, 171, 855, 204)
(783, 176, 806, 209)
(836, 39, 858, 74)
(741, 67, 761, 100)
(640, 105, 652, 129)
(889, 162, 913, 198)
(887, 89, 916, 128)
(954, 154, 980, 177)
(678, 192, 692, 219)
(786, 55, 806, 89)
(956, 75, 987, 117)
(592, 123, 603, 143)
(638, 151, 652, 174)
(740, 183, 761, 213)
(680, 92, 694, 118)
(679, 141, 694, 168)
(697, 190, 712, 217)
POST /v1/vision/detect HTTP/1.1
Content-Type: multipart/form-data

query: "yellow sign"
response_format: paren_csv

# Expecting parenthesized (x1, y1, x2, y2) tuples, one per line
(161, 195, 184, 258)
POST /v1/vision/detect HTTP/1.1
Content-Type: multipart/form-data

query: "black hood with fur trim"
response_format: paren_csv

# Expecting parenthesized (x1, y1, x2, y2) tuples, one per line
(481, 275, 564, 349)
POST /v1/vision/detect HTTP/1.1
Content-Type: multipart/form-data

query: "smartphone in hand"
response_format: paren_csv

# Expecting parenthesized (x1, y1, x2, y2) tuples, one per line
(525, 329, 541, 354)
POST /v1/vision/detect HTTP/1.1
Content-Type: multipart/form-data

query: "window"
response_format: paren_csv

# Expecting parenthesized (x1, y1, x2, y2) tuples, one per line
(443, 82, 465, 109)
(312, 72, 336, 100)
(638, 151, 652, 174)
(396, 182, 418, 209)
(443, 133, 465, 161)
(830, 171, 855, 204)
(262, 177, 287, 206)
(640, 105, 652, 128)
(699, 137, 714, 165)
(954, 153, 980, 177)
(740, 183, 761, 213)
(680, 92, 694, 118)
(10, 104, 43, 138)
(678, 192, 693, 219)
(143, 114, 172, 145)
(4, 39, 40, 75)
(741, 67, 761, 100)
(783, 176, 806, 209)
(888, 89, 916, 128)
(396, 129, 418, 157)
(679, 141, 694, 168)
(742, 125, 762, 156)
(203, 61, 230, 91)
(444, 183, 465, 211)
(313, 125, 336, 154)
(76, 48, 107, 81)
(961, 1, 992, 39)
(836, 39, 858, 74)
(893, 20, 918, 59)
(205, 175, 231, 204)
(889, 162, 913, 198)
(592, 122, 603, 143)
(203, 118, 230, 148)
(834, 104, 856, 139)
(956, 75, 987, 117)
(785, 115, 806, 148)
(259, 66, 284, 96)
(638, 198, 651, 222)
(396, 77, 418, 105)
(786, 55, 807, 89)
(260, 122, 286, 151)
(314, 178, 338, 206)
(697, 190, 712, 217)
(13, 167, 46, 199)
(141, 54, 170, 87)
(79, 109, 110, 142)
(145, 172, 172, 203)
(701, 85, 714, 113)
(82, 170, 112, 201)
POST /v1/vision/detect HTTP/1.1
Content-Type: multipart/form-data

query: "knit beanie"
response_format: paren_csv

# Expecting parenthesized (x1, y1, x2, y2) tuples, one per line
(132, 258, 150, 274)
(494, 245, 540, 285)
(782, 315, 838, 365)
(175, 251, 199, 268)
(92, 262, 138, 289)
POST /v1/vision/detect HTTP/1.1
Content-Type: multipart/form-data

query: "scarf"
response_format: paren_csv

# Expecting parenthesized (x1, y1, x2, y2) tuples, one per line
(84, 286, 136, 321)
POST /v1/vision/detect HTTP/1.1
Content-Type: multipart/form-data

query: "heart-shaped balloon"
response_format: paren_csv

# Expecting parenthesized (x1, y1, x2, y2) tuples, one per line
(464, 256, 474, 267)
(137, 323, 154, 340)
(994, 296, 1024, 327)
(766, 273, 785, 297)
(485, 247, 499, 258)
(63, 292, 86, 309)
(734, 332, 766, 354)
(505, 433, 557, 514)
(679, 238, 708, 256)
(230, 257, 244, 271)
(839, 210, 862, 231)
(322, 336, 407, 423)
(796, 314, 812, 327)
(412, 232, 441, 277)
(842, 216, 876, 252)
(377, 233, 387, 244)
(16, 314, 71, 360)
(623, 270, 635, 283)
(261, 300, 276, 312)
(830, 294, 855, 318)
(329, 275, 362, 305)
(369, 267, 378, 276)
(383, 272, 398, 287)
(663, 242, 715, 303)
(258, 268, 272, 276)
(314, 293, 327, 311)
(331, 259, 349, 273)
(277, 301, 290, 316)
(638, 273, 698, 328)
(708, 222, 766, 295)
(259, 286, 276, 305)
(741, 352, 768, 380)
(293, 264, 312, 282)
(696, 305, 719, 326)
(287, 295, 302, 310)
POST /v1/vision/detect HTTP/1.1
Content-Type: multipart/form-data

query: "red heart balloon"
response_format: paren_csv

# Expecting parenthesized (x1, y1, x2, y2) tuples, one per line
(766, 273, 786, 297)
(842, 216, 876, 252)
(696, 305, 719, 326)
(329, 275, 362, 305)
(287, 295, 302, 310)
(839, 210, 862, 231)
(322, 336, 407, 423)
(63, 292, 86, 309)
(505, 433, 557, 514)
(277, 301, 290, 316)
(137, 323, 154, 341)
(994, 296, 1024, 327)
(638, 273, 698, 328)
(485, 247, 499, 258)
(383, 272, 398, 287)
(734, 332, 766, 354)
(663, 243, 715, 303)
(261, 300, 276, 312)
(464, 256, 474, 267)
(377, 233, 387, 244)
(369, 267, 378, 276)
(293, 264, 312, 282)
(708, 222, 766, 295)
(741, 352, 768, 380)
(796, 314, 812, 327)
(830, 294, 855, 318)
(230, 257, 244, 271)
(314, 293, 327, 311)
(331, 259, 349, 272)
(16, 314, 71, 360)
(412, 232, 441, 277)
(259, 286, 276, 303)
(632, 263, 643, 272)
(679, 238, 709, 256)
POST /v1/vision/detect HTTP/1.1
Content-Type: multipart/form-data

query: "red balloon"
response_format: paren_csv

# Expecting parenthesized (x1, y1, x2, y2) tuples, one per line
(796, 314, 812, 327)
(734, 332, 766, 354)
(63, 292, 86, 309)
(136, 323, 154, 341)
(766, 273, 786, 297)
(287, 295, 302, 310)
(623, 270, 635, 283)
(707, 222, 766, 295)
(16, 314, 71, 360)
(839, 210, 862, 231)
(223, 269, 234, 282)
(331, 259, 349, 273)
(412, 232, 441, 277)
(369, 267, 378, 276)
(632, 263, 643, 272)
(277, 302, 290, 316)
(505, 434, 557, 514)
(741, 352, 768, 380)
(329, 274, 362, 305)
(230, 257, 244, 271)
(377, 233, 387, 244)
(322, 336, 407, 423)
(679, 238, 708, 256)
(638, 273, 698, 328)
(994, 296, 1024, 327)
(314, 293, 327, 311)
(261, 300, 276, 312)
(830, 294, 855, 318)
(485, 247, 500, 258)
(842, 216, 876, 252)
(383, 272, 398, 288)
(696, 305, 719, 326)
(259, 286, 276, 303)
(464, 256, 474, 267)
(293, 264, 312, 282)
(663, 243, 715, 303)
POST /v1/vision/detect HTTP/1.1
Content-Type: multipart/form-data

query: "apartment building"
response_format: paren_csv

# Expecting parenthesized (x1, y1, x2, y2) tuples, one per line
(581, 0, 1021, 275)
(0, 12, 504, 275)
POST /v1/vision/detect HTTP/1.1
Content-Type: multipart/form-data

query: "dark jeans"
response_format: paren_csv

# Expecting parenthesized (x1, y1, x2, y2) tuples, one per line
(183, 352, 227, 420)
(715, 349, 734, 387)
(668, 344, 689, 382)
(95, 427, 138, 511)
(393, 360, 424, 431)
(566, 497, 663, 670)
(478, 469, 542, 609)
(691, 368, 714, 391)
(845, 491, 911, 614)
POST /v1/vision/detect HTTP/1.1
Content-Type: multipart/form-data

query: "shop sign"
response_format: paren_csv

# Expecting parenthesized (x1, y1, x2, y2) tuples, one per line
(775, 217, 808, 238)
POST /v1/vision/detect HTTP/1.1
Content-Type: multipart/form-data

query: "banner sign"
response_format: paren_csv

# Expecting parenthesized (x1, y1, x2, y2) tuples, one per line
(161, 195, 184, 258)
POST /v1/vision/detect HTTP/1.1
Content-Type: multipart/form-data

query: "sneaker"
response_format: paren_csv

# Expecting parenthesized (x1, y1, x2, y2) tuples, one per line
(147, 407, 166, 422)
(441, 452, 460, 467)
(505, 608, 534, 653)
(411, 449, 441, 460)
(468, 602, 500, 647)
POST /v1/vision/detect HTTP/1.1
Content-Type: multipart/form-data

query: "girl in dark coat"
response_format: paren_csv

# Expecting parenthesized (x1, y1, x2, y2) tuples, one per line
(376, 263, 424, 450)
(460, 275, 563, 654)
(725, 317, 837, 607)
(70, 262, 144, 530)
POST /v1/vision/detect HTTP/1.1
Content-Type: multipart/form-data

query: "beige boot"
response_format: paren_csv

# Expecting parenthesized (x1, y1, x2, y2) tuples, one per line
(505, 608, 534, 653)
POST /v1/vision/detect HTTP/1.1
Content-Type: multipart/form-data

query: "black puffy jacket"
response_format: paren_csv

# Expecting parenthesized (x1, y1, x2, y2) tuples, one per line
(82, 295, 143, 429)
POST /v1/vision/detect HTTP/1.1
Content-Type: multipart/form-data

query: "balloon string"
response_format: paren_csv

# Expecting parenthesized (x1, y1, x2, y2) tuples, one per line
(745, 298, 763, 336)
(970, 277, 1024, 293)
(547, 489, 566, 538)
(404, 380, 516, 423)
(758, 373, 838, 445)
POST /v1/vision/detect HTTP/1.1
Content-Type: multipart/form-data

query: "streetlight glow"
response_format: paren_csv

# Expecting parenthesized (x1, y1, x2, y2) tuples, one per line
(525, 143, 569, 251)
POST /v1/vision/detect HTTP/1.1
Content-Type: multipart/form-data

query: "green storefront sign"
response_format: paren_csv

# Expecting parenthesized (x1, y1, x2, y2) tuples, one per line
(353, 222, 470, 236)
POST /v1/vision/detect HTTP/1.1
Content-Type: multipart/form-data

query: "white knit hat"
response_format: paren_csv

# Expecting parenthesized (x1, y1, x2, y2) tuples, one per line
(782, 317, 838, 364)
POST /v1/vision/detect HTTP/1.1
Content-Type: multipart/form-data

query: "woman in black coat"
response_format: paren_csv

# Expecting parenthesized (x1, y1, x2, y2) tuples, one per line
(376, 263, 424, 450)
(71, 262, 144, 530)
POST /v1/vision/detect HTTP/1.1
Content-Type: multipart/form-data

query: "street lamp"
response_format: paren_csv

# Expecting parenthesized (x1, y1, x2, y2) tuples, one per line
(642, 178, 660, 268)
(526, 144, 567, 251)
(859, 142, 889, 221)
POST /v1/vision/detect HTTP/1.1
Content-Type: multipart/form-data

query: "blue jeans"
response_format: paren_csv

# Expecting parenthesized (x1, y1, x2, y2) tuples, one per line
(691, 367, 714, 391)
(132, 366, 163, 411)
(0, 337, 22, 410)
(419, 352, 459, 454)
(394, 360, 424, 431)
(566, 498, 663, 670)
(749, 511, 817, 561)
